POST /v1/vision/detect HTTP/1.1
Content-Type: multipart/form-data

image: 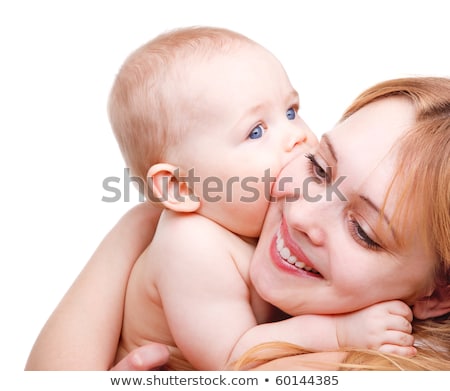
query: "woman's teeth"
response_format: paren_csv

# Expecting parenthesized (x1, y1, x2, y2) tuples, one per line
(276, 230, 320, 275)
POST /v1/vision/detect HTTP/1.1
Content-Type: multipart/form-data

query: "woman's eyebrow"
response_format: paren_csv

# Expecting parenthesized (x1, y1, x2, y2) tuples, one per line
(321, 134, 338, 163)
(359, 195, 398, 241)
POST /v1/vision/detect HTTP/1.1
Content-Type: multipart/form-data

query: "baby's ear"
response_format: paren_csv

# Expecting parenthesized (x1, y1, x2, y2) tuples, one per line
(146, 163, 200, 213)
(413, 284, 450, 320)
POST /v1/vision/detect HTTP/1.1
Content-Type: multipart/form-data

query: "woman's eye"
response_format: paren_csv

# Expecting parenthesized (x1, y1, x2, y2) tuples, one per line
(348, 218, 381, 251)
(286, 107, 296, 120)
(248, 124, 264, 139)
(305, 153, 329, 182)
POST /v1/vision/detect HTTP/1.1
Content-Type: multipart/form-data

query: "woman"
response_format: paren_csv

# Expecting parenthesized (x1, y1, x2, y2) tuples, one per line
(25, 77, 450, 370)
(243, 76, 450, 370)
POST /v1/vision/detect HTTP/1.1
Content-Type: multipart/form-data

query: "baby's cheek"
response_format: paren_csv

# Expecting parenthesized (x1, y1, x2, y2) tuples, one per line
(227, 189, 269, 237)
(244, 194, 271, 237)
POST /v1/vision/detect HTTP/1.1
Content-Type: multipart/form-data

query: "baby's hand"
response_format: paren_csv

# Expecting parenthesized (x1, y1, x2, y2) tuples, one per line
(336, 300, 416, 357)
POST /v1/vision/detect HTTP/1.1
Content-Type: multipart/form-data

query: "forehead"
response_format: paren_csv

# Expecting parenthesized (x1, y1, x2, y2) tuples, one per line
(325, 97, 416, 217)
(178, 44, 293, 109)
(328, 97, 416, 185)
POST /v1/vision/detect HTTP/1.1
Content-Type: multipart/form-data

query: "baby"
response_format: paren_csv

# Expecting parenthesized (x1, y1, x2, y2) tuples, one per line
(109, 27, 413, 370)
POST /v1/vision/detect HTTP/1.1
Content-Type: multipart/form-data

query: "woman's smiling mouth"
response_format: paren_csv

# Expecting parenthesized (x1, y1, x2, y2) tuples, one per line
(272, 218, 323, 277)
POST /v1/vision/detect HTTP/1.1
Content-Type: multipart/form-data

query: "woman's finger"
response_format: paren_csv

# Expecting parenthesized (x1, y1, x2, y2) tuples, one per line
(110, 343, 170, 371)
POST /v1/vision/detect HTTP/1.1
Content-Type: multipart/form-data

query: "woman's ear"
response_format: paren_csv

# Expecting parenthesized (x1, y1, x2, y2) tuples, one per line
(147, 163, 200, 213)
(413, 284, 450, 320)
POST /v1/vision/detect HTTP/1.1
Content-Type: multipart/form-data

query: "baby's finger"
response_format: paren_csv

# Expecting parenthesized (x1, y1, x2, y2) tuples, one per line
(381, 330, 414, 347)
(379, 344, 417, 358)
(387, 300, 413, 322)
(385, 314, 413, 334)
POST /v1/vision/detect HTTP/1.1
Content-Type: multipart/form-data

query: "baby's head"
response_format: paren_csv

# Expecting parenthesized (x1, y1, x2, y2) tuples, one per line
(109, 27, 253, 184)
(109, 27, 317, 237)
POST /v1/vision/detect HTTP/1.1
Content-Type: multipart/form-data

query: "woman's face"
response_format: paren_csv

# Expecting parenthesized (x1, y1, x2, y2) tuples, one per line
(250, 97, 437, 316)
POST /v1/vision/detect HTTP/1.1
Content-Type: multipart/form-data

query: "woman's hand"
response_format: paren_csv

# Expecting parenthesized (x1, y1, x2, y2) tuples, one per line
(110, 343, 170, 371)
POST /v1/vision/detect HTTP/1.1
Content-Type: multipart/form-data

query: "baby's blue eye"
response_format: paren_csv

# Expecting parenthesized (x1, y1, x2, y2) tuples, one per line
(248, 124, 264, 139)
(286, 107, 296, 120)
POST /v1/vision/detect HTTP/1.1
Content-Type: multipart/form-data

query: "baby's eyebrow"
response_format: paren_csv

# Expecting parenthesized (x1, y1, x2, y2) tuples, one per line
(287, 89, 300, 106)
(246, 103, 265, 117)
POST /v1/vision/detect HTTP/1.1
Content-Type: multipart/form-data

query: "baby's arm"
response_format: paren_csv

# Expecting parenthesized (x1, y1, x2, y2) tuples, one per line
(229, 300, 415, 362)
(335, 300, 416, 357)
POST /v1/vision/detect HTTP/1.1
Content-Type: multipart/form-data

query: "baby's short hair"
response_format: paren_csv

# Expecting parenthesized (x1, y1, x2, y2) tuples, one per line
(108, 26, 256, 186)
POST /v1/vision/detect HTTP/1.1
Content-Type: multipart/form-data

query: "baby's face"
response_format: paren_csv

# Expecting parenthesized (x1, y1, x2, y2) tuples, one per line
(171, 44, 318, 238)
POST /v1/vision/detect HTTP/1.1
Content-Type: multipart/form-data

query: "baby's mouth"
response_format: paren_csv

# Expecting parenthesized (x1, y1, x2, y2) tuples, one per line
(276, 228, 322, 276)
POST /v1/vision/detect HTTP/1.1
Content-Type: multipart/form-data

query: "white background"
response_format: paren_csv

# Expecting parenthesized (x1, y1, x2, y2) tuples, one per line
(0, 0, 449, 375)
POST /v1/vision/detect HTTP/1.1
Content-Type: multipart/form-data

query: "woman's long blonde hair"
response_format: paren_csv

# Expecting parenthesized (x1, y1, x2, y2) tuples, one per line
(342, 77, 450, 279)
(235, 77, 450, 371)
(233, 315, 450, 370)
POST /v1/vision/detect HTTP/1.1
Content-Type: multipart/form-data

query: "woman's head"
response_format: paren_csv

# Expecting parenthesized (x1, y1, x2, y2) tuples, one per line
(250, 77, 450, 318)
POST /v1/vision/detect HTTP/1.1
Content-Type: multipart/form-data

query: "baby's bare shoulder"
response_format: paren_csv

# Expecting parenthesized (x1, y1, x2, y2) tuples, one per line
(158, 211, 251, 249)
(149, 211, 253, 280)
